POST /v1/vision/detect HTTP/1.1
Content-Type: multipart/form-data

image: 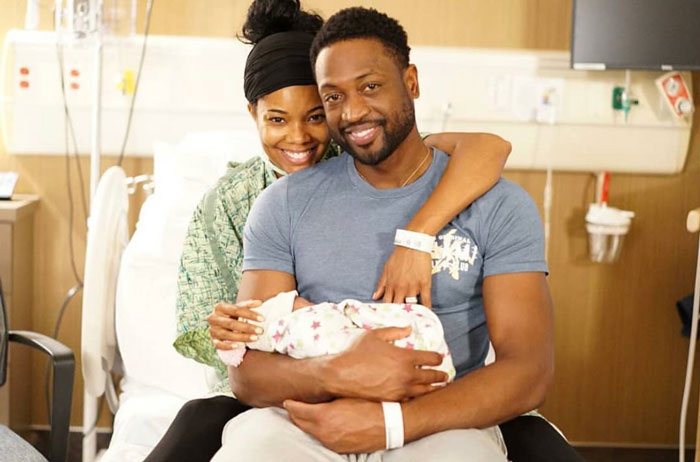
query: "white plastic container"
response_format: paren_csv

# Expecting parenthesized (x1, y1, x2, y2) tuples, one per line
(585, 204, 635, 263)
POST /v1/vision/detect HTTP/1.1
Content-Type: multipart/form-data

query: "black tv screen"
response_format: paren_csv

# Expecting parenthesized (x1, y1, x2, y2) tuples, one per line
(571, 0, 700, 70)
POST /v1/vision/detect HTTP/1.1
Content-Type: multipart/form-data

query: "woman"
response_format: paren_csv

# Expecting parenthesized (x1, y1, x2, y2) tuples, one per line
(146, 1, 582, 461)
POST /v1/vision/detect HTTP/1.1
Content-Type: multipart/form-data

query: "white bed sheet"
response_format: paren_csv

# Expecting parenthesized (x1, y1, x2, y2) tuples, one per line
(99, 378, 189, 462)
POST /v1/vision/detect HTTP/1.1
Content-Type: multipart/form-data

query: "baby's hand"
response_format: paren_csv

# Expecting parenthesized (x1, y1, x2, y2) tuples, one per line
(293, 296, 314, 311)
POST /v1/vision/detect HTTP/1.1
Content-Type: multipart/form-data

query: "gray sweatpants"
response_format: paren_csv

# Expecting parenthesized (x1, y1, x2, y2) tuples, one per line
(210, 407, 508, 462)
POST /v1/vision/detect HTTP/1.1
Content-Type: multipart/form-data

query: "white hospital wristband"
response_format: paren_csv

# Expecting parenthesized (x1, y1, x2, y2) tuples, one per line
(381, 401, 404, 450)
(394, 229, 435, 254)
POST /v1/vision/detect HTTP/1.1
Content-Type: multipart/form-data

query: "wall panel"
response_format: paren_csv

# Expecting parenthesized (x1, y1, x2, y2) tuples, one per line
(1, 0, 699, 446)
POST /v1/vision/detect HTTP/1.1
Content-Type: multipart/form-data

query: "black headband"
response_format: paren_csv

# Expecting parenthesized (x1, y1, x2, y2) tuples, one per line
(243, 31, 317, 104)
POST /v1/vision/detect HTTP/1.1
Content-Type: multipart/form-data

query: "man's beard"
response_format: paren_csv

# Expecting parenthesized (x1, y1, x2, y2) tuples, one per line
(332, 98, 415, 166)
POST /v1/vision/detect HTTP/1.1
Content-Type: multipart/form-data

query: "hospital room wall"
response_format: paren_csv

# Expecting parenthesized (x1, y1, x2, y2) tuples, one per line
(0, 0, 699, 447)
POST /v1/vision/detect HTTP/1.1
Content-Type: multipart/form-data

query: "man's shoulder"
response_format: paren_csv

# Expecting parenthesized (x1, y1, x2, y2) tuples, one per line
(290, 152, 348, 181)
(476, 178, 536, 212)
(251, 154, 349, 221)
(270, 153, 348, 199)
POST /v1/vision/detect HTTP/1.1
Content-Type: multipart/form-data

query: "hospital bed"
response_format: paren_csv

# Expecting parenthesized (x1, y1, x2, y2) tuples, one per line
(82, 131, 263, 462)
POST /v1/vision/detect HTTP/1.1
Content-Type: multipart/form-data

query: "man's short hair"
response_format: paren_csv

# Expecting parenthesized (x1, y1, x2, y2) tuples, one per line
(310, 7, 411, 71)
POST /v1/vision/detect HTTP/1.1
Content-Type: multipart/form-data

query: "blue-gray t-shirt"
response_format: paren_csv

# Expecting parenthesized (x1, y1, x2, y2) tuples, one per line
(243, 150, 548, 377)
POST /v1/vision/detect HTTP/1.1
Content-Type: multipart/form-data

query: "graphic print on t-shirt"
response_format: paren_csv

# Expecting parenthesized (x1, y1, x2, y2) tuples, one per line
(431, 229, 479, 281)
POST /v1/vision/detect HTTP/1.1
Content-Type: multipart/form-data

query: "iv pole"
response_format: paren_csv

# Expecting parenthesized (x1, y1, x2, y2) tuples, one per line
(84, 1, 103, 460)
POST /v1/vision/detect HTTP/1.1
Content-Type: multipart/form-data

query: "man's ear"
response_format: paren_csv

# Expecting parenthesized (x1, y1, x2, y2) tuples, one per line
(403, 64, 420, 99)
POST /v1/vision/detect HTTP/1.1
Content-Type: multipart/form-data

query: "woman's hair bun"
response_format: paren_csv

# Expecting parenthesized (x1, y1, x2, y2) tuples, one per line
(241, 0, 323, 44)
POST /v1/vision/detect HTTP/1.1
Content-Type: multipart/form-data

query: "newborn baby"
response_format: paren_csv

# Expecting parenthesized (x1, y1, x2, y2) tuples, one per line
(217, 291, 456, 381)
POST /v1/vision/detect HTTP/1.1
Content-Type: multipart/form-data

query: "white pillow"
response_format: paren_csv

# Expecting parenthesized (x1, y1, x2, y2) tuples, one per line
(116, 131, 263, 398)
(153, 130, 263, 200)
(115, 195, 211, 399)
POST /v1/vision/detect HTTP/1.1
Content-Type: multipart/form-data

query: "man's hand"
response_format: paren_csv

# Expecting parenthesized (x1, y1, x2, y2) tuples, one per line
(284, 398, 386, 454)
(325, 326, 447, 402)
(373, 246, 433, 307)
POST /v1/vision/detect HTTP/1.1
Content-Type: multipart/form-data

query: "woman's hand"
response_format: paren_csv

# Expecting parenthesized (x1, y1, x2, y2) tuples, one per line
(207, 300, 264, 350)
(373, 246, 433, 308)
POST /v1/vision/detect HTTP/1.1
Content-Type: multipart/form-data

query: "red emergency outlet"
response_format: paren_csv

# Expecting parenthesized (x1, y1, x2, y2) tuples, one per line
(71, 69, 80, 77)
(71, 82, 80, 90)
(19, 81, 29, 88)
(19, 67, 29, 75)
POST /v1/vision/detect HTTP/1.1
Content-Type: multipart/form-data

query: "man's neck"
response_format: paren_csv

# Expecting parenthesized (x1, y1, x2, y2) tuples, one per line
(354, 127, 432, 189)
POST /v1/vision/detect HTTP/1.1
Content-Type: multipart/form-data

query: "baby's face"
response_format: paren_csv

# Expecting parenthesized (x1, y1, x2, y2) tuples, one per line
(292, 296, 314, 311)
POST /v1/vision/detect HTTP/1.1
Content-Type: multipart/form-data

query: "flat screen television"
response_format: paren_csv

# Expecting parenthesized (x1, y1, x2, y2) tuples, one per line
(571, 0, 700, 70)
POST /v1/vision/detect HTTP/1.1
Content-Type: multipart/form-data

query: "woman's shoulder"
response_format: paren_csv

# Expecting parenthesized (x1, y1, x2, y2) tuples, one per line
(224, 155, 268, 178)
(213, 156, 273, 193)
(203, 156, 274, 215)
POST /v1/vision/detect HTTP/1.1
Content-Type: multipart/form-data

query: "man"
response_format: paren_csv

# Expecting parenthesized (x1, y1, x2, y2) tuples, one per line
(212, 7, 553, 461)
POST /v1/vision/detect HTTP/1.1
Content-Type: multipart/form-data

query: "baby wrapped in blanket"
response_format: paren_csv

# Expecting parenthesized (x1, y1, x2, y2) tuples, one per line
(217, 291, 456, 381)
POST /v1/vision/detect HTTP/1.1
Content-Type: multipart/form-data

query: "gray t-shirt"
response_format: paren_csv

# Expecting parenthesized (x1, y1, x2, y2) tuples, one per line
(243, 150, 548, 377)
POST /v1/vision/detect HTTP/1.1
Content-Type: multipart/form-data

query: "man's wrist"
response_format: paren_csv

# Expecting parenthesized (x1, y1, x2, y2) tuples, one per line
(318, 355, 341, 397)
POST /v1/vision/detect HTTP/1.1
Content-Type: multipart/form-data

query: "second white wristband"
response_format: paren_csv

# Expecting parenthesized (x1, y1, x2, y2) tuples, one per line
(381, 401, 404, 450)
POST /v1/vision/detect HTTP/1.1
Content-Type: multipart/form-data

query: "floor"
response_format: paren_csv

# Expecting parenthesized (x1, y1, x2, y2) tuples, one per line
(24, 430, 698, 462)
(576, 447, 694, 462)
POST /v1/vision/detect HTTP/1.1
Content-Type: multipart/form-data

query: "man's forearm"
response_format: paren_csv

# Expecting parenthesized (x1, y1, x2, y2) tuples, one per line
(402, 356, 553, 443)
(229, 350, 334, 408)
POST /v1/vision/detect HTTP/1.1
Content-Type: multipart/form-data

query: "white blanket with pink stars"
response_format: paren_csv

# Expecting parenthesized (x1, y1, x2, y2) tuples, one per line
(217, 291, 455, 381)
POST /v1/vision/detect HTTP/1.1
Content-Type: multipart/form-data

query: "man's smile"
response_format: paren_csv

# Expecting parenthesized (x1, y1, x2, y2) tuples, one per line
(344, 123, 382, 146)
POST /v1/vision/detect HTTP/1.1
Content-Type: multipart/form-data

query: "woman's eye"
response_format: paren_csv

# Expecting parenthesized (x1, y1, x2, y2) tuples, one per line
(269, 117, 284, 123)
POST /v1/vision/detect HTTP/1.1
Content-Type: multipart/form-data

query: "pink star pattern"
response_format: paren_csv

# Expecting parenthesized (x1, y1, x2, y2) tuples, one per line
(247, 299, 454, 384)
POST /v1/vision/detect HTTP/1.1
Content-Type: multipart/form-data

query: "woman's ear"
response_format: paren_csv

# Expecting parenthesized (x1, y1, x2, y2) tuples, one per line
(247, 102, 257, 122)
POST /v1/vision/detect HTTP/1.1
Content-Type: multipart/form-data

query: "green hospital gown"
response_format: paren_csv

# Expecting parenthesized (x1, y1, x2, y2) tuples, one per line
(173, 147, 340, 394)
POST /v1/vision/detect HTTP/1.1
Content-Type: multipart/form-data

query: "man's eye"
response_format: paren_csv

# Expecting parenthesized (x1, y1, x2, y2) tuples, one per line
(324, 94, 342, 103)
(309, 114, 326, 122)
(366, 83, 380, 91)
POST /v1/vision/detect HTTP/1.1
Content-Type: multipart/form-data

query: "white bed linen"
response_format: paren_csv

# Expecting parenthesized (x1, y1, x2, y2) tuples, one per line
(99, 378, 189, 462)
(103, 132, 260, 461)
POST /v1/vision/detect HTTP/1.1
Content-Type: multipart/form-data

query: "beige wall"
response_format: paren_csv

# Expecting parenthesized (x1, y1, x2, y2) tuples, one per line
(1, 0, 699, 446)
